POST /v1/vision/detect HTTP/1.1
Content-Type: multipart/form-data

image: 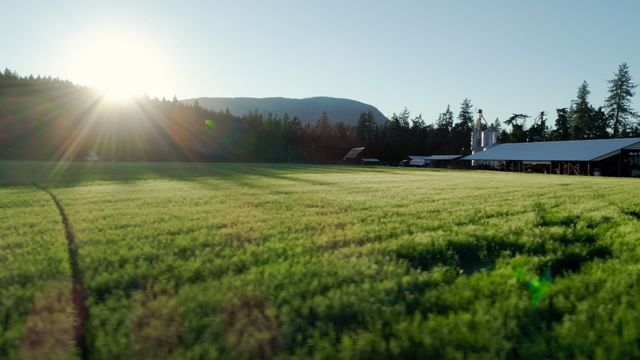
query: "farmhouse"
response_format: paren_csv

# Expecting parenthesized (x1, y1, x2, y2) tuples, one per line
(463, 137, 640, 177)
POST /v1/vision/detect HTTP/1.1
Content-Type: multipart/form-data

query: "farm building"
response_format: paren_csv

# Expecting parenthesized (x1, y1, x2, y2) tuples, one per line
(406, 155, 463, 168)
(341, 147, 382, 165)
(360, 158, 382, 165)
(341, 147, 365, 164)
(463, 137, 640, 177)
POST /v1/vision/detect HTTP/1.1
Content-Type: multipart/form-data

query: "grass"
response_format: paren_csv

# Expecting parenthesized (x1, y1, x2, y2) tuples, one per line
(0, 186, 74, 359)
(1, 161, 640, 359)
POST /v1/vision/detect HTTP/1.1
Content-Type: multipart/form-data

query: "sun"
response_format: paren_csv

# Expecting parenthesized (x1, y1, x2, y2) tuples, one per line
(65, 29, 172, 102)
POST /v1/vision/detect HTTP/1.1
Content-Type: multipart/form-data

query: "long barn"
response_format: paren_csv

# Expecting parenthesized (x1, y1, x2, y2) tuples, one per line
(463, 137, 640, 177)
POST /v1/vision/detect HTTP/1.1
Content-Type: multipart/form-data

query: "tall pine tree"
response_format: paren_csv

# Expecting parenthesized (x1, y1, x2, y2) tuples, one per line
(551, 108, 571, 140)
(571, 81, 594, 139)
(356, 110, 376, 146)
(456, 98, 474, 131)
(605, 62, 638, 137)
(436, 105, 454, 131)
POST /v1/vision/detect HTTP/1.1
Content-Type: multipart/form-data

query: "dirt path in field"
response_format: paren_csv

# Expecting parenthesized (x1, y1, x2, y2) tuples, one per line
(33, 183, 89, 359)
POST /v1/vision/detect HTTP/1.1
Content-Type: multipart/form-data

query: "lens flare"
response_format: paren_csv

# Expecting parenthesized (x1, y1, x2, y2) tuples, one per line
(63, 28, 173, 102)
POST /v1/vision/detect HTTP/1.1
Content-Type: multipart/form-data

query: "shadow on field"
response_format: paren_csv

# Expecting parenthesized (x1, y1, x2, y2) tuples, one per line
(392, 203, 614, 278)
(0, 161, 392, 188)
(623, 209, 640, 220)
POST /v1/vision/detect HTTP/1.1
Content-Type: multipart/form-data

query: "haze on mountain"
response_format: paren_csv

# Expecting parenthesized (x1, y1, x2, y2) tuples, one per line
(182, 97, 388, 125)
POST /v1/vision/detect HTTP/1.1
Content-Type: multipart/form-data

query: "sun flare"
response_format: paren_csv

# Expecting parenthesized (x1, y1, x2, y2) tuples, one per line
(65, 29, 172, 102)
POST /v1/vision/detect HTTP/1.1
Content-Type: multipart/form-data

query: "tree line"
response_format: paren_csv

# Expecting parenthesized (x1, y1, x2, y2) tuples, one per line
(499, 63, 638, 143)
(353, 63, 639, 161)
(0, 64, 638, 163)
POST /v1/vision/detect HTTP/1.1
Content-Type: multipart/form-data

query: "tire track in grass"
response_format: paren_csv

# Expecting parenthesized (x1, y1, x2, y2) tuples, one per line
(33, 183, 88, 359)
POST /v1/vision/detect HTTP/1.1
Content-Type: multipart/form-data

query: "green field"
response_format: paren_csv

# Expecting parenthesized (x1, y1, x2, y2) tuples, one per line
(2, 161, 640, 359)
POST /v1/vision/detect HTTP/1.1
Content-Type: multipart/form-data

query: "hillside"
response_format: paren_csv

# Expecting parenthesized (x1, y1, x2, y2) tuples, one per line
(182, 96, 388, 125)
(0, 73, 359, 162)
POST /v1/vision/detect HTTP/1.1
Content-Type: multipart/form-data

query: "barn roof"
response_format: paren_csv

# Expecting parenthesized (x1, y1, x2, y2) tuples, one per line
(425, 155, 463, 161)
(408, 155, 462, 161)
(462, 137, 640, 162)
(343, 147, 365, 160)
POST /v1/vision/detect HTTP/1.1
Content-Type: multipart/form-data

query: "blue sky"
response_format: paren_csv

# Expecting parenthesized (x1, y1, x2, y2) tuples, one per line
(1, 0, 639, 124)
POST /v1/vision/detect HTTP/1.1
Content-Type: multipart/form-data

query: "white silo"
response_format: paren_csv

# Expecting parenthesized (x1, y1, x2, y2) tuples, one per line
(481, 128, 497, 148)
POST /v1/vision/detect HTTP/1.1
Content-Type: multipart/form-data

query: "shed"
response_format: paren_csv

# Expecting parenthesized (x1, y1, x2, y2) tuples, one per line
(342, 147, 365, 162)
(407, 155, 463, 168)
(361, 158, 382, 165)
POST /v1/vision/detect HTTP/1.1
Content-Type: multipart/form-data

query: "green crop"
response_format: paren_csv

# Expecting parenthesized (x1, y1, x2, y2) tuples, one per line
(0, 187, 75, 359)
(1, 161, 640, 359)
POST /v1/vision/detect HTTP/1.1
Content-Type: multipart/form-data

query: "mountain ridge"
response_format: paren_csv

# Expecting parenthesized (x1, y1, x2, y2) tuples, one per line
(181, 96, 388, 125)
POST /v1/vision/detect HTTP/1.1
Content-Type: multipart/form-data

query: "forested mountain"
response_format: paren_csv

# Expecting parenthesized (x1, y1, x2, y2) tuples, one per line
(181, 97, 388, 125)
(1, 63, 638, 163)
(0, 72, 224, 161)
(0, 69, 365, 163)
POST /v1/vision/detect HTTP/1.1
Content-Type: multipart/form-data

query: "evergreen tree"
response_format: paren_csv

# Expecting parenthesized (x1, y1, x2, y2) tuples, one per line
(3, 68, 16, 79)
(411, 113, 425, 129)
(410, 114, 427, 154)
(551, 108, 571, 140)
(504, 114, 529, 142)
(433, 105, 454, 153)
(571, 81, 594, 139)
(489, 118, 502, 133)
(590, 107, 609, 139)
(448, 99, 475, 153)
(436, 105, 454, 130)
(314, 111, 331, 137)
(456, 98, 474, 131)
(528, 111, 548, 142)
(394, 107, 411, 128)
(356, 111, 376, 146)
(387, 108, 412, 159)
(605, 63, 638, 137)
(489, 118, 504, 142)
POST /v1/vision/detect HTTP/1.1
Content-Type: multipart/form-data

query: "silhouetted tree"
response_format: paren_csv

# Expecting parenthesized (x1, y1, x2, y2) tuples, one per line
(504, 114, 529, 142)
(450, 99, 474, 153)
(436, 105, 454, 131)
(356, 110, 376, 147)
(571, 81, 594, 139)
(605, 63, 638, 137)
(551, 108, 571, 140)
(456, 98, 474, 130)
(528, 111, 548, 142)
(591, 107, 610, 139)
(4, 63, 637, 165)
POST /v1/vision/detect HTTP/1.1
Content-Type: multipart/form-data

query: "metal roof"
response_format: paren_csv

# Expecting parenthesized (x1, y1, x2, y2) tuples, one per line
(426, 155, 463, 161)
(343, 147, 365, 160)
(409, 155, 462, 161)
(462, 138, 640, 162)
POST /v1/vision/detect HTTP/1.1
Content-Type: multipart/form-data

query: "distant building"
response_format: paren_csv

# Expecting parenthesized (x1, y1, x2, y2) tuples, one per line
(470, 109, 498, 166)
(87, 151, 100, 161)
(407, 155, 463, 168)
(342, 147, 365, 163)
(463, 137, 640, 177)
(341, 147, 383, 165)
(361, 158, 382, 165)
(407, 156, 429, 167)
